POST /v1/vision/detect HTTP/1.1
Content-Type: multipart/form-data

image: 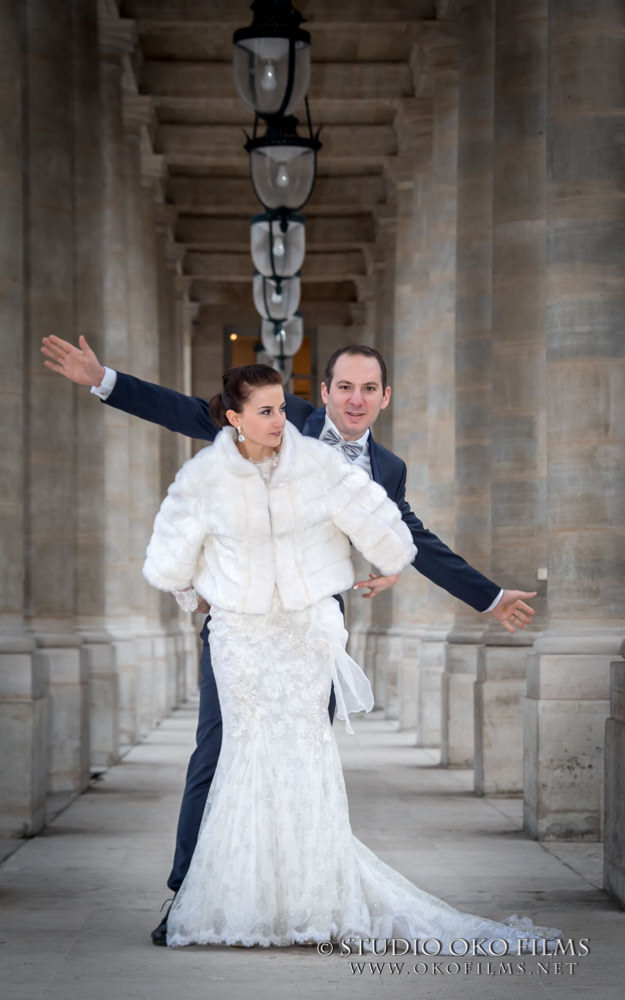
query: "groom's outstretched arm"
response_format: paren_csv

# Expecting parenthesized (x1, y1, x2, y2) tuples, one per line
(107, 371, 219, 441)
(42, 334, 218, 442)
(42, 334, 313, 441)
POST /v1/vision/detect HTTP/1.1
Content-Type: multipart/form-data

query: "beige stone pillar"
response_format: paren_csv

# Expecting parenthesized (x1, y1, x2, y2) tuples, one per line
(378, 170, 425, 732)
(524, 0, 625, 838)
(442, 1, 494, 768)
(98, 10, 139, 748)
(72, 0, 120, 771)
(357, 235, 397, 705)
(122, 96, 171, 738)
(0, 0, 44, 836)
(156, 264, 199, 710)
(474, 0, 548, 796)
(171, 288, 201, 705)
(412, 26, 459, 746)
(604, 650, 625, 905)
(152, 223, 200, 707)
(24, 0, 89, 799)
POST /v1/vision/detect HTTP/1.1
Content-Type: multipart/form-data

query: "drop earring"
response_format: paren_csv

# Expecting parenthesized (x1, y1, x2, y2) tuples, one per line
(237, 426, 245, 442)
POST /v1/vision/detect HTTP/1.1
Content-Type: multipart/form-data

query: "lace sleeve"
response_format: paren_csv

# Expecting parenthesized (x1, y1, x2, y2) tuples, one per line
(174, 588, 200, 613)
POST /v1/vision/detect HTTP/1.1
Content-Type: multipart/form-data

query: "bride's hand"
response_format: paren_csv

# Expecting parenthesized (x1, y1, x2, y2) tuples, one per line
(353, 572, 401, 598)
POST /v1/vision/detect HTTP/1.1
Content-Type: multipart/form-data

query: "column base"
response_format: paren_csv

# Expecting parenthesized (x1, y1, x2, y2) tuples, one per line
(162, 615, 200, 708)
(523, 628, 617, 840)
(416, 625, 450, 747)
(78, 628, 120, 770)
(442, 625, 485, 767)
(358, 626, 423, 729)
(395, 627, 422, 731)
(0, 632, 45, 837)
(474, 636, 533, 795)
(347, 623, 370, 682)
(604, 659, 625, 904)
(35, 631, 90, 796)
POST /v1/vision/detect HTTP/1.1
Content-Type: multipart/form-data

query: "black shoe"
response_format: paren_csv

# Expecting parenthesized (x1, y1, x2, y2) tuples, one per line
(151, 897, 175, 947)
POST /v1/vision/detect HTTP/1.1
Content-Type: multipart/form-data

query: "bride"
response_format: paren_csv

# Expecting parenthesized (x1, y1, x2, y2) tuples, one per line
(143, 363, 559, 952)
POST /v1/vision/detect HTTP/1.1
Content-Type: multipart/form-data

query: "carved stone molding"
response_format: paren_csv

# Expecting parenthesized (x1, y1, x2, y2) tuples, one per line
(98, 1, 136, 59)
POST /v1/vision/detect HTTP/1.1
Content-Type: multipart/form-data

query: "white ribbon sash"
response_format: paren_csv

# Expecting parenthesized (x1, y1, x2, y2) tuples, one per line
(307, 599, 374, 734)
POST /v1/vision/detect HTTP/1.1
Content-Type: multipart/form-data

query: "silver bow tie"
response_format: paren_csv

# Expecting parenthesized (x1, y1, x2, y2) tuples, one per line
(321, 427, 364, 461)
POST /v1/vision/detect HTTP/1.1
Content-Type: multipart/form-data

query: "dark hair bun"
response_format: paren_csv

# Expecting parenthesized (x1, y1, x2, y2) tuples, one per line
(208, 364, 284, 428)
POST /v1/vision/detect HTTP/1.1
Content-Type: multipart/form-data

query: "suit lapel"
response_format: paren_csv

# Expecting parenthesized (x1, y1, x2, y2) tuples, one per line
(367, 433, 382, 484)
(302, 407, 326, 439)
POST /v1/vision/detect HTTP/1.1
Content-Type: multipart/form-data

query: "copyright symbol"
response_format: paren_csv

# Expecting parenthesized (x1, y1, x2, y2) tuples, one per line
(317, 941, 334, 956)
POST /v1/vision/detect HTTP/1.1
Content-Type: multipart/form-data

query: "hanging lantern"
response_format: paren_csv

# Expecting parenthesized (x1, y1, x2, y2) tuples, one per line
(246, 115, 321, 212)
(251, 211, 305, 278)
(233, 0, 311, 119)
(260, 313, 303, 358)
(253, 272, 301, 321)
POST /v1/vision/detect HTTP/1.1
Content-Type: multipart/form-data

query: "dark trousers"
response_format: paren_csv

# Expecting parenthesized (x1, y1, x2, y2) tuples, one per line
(167, 607, 340, 893)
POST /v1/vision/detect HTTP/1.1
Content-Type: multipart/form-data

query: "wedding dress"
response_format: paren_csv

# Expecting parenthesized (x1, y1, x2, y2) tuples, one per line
(166, 460, 560, 952)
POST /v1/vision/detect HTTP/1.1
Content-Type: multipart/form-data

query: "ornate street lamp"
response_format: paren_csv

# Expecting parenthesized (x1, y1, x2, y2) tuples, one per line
(253, 272, 301, 322)
(233, 0, 311, 119)
(233, 0, 317, 381)
(246, 114, 321, 212)
(251, 211, 306, 278)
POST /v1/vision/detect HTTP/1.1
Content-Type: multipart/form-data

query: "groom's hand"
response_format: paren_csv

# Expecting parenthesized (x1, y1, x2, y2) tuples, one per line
(490, 590, 537, 633)
(353, 572, 401, 599)
(41, 334, 105, 387)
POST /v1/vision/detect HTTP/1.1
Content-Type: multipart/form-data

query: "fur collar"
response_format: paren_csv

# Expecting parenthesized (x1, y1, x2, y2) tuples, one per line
(211, 421, 299, 483)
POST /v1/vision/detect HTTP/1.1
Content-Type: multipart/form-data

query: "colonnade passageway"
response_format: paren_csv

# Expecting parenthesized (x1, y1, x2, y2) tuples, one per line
(1, 0, 624, 981)
(0, 708, 622, 1000)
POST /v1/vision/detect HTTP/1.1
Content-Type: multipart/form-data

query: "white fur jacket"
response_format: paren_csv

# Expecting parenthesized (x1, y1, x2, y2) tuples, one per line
(143, 421, 417, 614)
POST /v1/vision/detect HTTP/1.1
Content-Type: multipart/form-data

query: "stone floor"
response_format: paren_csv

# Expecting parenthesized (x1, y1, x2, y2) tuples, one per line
(0, 705, 622, 1000)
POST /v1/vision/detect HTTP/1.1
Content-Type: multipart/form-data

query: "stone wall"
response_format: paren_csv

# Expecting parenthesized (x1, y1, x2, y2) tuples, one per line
(0, 0, 197, 838)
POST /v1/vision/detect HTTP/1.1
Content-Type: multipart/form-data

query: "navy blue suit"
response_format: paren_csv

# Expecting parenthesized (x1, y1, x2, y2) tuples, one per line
(105, 373, 499, 890)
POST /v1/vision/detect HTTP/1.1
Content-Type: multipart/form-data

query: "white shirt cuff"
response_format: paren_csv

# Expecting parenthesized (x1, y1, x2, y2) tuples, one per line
(484, 589, 504, 613)
(90, 366, 117, 400)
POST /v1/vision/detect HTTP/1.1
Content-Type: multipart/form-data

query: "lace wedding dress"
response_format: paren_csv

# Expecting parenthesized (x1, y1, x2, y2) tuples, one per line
(166, 458, 560, 952)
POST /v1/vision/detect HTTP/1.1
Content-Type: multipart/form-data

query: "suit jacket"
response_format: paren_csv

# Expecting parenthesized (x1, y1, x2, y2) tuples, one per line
(106, 372, 500, 612)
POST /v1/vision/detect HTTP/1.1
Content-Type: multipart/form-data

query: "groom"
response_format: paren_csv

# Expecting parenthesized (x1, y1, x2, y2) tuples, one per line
(41, 335, 536, 943)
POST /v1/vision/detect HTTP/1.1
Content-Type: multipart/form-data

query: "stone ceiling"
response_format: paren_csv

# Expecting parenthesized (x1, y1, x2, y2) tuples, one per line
(116, 0, 441, 331)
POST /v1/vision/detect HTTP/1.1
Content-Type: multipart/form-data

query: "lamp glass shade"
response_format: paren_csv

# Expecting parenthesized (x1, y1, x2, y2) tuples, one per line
(260, 313, 303, 357)
(251, 213, 306, 277)
(253, 273, 301, 321)
(249, 145, 316, 210)
(233, 37, 310, 117)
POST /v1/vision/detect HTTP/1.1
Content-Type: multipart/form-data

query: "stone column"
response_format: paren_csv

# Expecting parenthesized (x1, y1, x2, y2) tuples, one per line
(442, 0, 494, 767)
(171, 287, 202, 705)
(412, 25, 460, 746)
(377, 167, 426, 730)
(122, 94, 170, 738)
(604, 648, 625, 905)
(72, 0, 119, 771)
(153, 220, 200, 707)
(98, 10, 139, 748)
(157, 270, 199, 710)
(23, 0, 89, 800)
(524, 0, 625, 838)
(0, 0, 44, 836)
(474, 0, 548, 795)
(359, 232, 399, 707)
